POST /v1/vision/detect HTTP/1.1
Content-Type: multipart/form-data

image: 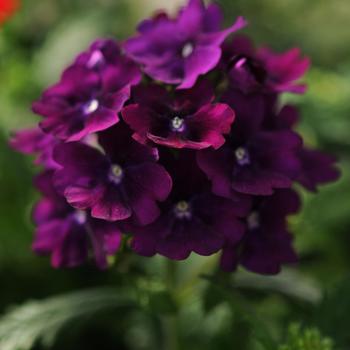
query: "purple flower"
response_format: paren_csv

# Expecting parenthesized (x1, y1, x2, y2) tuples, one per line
(130, 151, 251, 260)
(297, 148, 340, 192)
(197, 91, 302, 196)
(53, 123, 172, 224)
(9, 127, 59, 169)
(124, 0, 246, 89)
(220, 189, 300, 274)
(32, 171, 122, 269)
(122, 80, 235, 150)
(222, 35, 310, 94)
(263, 104, 340, 191)
(32, 41, 141, 142)
(75, 39, 133, 72)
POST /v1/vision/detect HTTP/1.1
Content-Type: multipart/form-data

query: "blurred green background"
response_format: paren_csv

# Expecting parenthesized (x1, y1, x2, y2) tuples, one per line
(0, 0, 350, 349)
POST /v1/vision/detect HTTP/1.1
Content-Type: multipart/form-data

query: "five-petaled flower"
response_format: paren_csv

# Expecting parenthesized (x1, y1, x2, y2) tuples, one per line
(122, 80, 235, 150)
(124, 0, 246, 89)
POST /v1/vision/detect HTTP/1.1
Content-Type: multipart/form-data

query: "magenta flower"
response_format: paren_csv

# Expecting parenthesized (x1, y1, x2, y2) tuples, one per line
(10, 127, 58, 169)
(130, 151, 250, 259)
(220, 189, 300, 274)
(223, 35, 310, 94)
(75, 39, 133, 72)
(124, 0, 246, 89)
(32, 40, 141, 142)
(122, 80, 235, 149)
(53, 124, 172, 224)
(33, 171, 122, 269)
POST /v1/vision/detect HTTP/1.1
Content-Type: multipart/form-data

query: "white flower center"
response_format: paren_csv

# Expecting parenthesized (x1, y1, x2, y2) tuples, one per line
(174, 201, 192, 219)
(235, 147, 250, 165)
(182, 43, 194, 58)
(74, 210, 87, 224)
(171, 116, 185, 132)
(247, 211, 260, 230)
(83, 99, 99, 115)
(110, 164, 123, 184)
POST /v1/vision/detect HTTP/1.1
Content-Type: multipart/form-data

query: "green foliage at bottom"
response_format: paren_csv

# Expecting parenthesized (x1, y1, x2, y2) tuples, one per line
(278, 324, 334, 350)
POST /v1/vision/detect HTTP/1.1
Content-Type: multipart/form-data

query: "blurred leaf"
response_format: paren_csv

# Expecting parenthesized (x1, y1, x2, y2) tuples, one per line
(278, 324, 334, 350)
(0, 287, 136, 350)
(314, 277, 350, 348)
(234, 269, 322, 305)
(202, 274, 278, 350)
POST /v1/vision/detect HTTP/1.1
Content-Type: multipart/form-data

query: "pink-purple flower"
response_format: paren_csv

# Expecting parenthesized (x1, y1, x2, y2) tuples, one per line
(124, 0, 246, 89)
(33, 39, 141, 142)
(122, 80, 235, 149)
(222, 35, 310, 94)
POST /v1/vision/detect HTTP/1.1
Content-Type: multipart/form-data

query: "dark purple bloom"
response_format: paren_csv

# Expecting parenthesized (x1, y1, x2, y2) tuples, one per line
(130, 151, 251, 260)
(53, 124, 172, 224)
(9, 127, 59, 169)
(198, 91, 302, 196)
(32, 41, 141, 142)
(124, 0, 246, 89)
(122, 80, 235, 149)
(220, 189, 300, 275)
(33, 171, 122, 269)
(297, 148, 340, 192)
(222, 35, 310, 94)
(263, 104, 340, 191)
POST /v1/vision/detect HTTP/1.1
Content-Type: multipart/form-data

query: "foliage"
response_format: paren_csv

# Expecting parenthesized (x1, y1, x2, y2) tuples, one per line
(0, 288, 136, 350)
(278, 324, 334, 350)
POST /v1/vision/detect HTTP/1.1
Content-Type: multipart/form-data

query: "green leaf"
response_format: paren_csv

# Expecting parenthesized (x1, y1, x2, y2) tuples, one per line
(0, 287, 136, 350)
(278, 324, 334, 350)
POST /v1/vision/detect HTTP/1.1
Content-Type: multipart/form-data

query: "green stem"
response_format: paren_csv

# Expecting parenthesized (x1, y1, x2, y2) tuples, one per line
(163, 259, 179, 350)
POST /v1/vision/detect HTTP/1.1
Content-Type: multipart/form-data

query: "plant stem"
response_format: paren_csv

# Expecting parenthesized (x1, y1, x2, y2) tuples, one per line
(163, 259, 179, 350)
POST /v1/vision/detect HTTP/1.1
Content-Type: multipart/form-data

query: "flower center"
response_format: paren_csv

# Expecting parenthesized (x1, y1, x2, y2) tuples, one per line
(87, 50, 105, 69)
(74, 210, 87, 224)
(235, 147, 250, 166)
(174, 200, 192, 220)
(109, 164, 123, 184)
(171, 116, 185, 132)
(247, 211, 260, 230)
(182, 43, 194, 58)
(82, 99, 99, 115)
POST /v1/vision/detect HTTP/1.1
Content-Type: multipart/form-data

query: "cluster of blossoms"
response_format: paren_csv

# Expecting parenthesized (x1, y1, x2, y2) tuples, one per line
(11, 0, 339, 274)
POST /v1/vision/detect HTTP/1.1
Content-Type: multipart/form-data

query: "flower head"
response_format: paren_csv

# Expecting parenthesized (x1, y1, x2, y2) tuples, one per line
(122, 80, 235, 149)
(33, 171, 122, 269)
(198, 91, 302, 197)
(53, 123, 172, 224)
(32, 40, 141, 142)
(124, 0, 246, 89)
(10, 127, 58, 169)
(130, 151, 251, 259)
(220, 189, 300, 274)
(223, 35, 310, 94)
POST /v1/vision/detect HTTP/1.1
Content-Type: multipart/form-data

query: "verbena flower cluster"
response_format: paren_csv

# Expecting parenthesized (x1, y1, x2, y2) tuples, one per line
(11, 0, 339, 274)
